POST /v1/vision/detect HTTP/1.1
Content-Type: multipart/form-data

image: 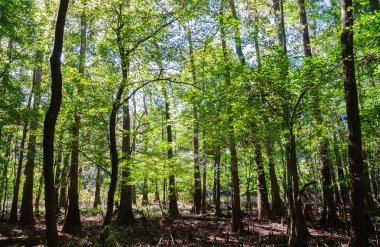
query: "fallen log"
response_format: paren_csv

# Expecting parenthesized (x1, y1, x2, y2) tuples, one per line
(0, 236, 42, 246)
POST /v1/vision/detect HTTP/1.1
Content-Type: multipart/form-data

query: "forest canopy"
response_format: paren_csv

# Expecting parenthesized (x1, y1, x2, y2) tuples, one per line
(0, 0, 379, 246)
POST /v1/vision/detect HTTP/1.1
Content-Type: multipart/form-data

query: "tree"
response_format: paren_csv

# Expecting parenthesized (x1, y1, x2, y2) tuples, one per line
(62, 3, 87, 233)
(19, 51, 43, 226)
(341, 0, 369, 245)
(43, 0, 70, 245)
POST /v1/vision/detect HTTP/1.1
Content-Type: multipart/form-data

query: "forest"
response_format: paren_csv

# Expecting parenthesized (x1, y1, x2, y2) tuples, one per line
(0, 0, 379, 246)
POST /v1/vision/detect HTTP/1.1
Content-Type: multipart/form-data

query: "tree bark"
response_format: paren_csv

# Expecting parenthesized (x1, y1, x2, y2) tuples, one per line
(341, 0, 369, 245)
(43, 0, 69, 245)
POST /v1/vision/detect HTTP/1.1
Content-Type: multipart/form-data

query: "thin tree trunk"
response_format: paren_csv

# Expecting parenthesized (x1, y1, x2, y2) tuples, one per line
(54, 135, 63, 214)
(63, 8, 87, 232)
(341, 0, 369, 245)
(286, 129, 309, 247)
(93, 167, 101, 208)
(1, 135, 11, 219)
(213, 147, 221, 216)
(187, 29, 201, 215)
(297, 0, 338, 227)
(9, 124, 29, 222)
(35, 174, 43, 215)
(201, 162, 207, 214)
(59, 152, 70, 209)
(19, 51, 43, 226)
(43, 0, 69, 245)
(142, 177, 149, 206)
(220, 1, 241, 231)
(163, 86, 179, 217)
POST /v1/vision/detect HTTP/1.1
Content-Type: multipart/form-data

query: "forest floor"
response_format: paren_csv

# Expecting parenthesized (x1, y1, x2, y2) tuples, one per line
(0, 203, 379, 246)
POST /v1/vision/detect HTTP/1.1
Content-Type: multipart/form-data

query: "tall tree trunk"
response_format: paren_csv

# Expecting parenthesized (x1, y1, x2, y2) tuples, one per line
(220, 1, 241, 232)
(103, 98, 120, 226)
(43, 0, 69, 245)
(59, 152, 70, 209)
(297, 0, 338, 227)
(251, 6, 283, 217)
(341, 0, 369, 245)
(9, 106, 31, 222)
(93, 167, 101, 208)
(63, 8, 87, 232)
(19, 51, 43, 226)
(0, 135, 11, 219)
(187, 29, 202, 215)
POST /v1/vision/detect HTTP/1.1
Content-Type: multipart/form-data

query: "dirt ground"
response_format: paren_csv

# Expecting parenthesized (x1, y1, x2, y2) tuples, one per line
(0, 205, 378, 246)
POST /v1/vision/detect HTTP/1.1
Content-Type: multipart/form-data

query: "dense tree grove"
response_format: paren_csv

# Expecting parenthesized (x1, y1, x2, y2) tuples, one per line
(0, 0, 379, 246)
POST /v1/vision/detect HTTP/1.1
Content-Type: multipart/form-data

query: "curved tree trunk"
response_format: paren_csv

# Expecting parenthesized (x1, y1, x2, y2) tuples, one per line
(43, 0, 70, 245)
